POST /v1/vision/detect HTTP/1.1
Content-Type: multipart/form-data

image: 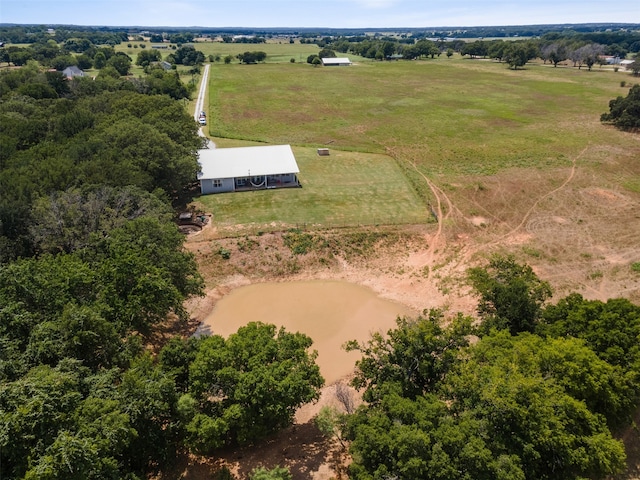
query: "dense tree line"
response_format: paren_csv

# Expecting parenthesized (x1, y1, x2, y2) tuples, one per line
(318, 29, 640, 67)
(343, 255, 640, 480)
(0, 59, 324, 479)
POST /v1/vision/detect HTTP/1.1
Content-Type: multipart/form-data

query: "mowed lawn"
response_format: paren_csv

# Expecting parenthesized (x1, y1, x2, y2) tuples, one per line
(196, 146, 430, 229)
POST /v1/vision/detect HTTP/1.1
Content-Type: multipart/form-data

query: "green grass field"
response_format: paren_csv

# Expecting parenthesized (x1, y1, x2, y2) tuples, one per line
(187, 43, 639, 231)
(196, 145, 430, 231)
(207, 56, 630, 173)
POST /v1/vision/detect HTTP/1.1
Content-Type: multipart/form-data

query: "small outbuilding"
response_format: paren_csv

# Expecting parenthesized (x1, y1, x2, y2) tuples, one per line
(321, 57, 352, 66)
(62, 66, 86, 79)
(197, 144, 300, 194)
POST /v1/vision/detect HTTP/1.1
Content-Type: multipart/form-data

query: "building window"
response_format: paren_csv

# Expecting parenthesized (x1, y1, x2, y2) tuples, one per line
(212, 179, 222, 188)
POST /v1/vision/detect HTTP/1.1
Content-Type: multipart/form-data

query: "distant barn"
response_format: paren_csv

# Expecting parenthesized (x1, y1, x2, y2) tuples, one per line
(321, 57, 352, 66)
(197, 145, 300, 194)
(62, 66, 86, 79)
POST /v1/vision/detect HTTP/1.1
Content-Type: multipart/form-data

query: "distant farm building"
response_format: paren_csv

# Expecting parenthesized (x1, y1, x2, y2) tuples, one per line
(621, 59, 635, 70)
(62, 66, 86, 79)
(322, 57, 352, 66)
(197, 144, 300, 194)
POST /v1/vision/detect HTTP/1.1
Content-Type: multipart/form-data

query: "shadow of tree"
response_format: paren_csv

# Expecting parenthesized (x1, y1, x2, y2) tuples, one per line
(212, 420, 338, 480)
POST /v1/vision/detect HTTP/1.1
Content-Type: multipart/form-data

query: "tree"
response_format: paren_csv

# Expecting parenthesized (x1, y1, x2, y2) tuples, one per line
(444, 332, 627, 480)
(542, 42, 568, 67)
(118, 353, 179, 473)
(93, 51, 107, 69)
(29, 185, 172, 254)
(315, 405, 347, 448)
(344, 319, 628, 480)
(503, 42, 538, 70)
(172, 45, 204, 66)
(185, 322, 324, 451)
(467, 255, 552, 334)
(136, 48, 162, 67)
(106, 52, 131, 76)
(461, 40, 488, 58)
(574, 43, 605, 71)
(537, 294, 640, 425)
(346, 311, 473, 402)
(601, 83, 640, 131)
(630, 54, 640, 76)
(0, 360, 86, 479)
(488, 40, 507, 62)
(250, 466, 292, 480)
(91, 216, 204, 335)
(318, 48, 336, 58)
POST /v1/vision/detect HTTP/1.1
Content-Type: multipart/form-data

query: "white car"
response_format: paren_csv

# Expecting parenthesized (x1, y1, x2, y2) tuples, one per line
(198, 117, 206, 125)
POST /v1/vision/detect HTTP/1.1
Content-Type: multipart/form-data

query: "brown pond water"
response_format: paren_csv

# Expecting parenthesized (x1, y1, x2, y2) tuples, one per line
(198, 280, 417, 384)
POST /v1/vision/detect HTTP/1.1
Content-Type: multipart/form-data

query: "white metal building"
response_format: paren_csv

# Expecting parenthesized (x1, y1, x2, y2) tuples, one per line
(197, 145, 300, 194)
(321, 57, 352, 66)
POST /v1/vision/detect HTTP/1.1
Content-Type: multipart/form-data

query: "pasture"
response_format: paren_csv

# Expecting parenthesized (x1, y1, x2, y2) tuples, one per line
(199, 50, 639, 236)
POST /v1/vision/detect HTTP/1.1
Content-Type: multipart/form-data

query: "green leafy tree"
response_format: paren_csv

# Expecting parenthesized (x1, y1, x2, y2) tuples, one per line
(118, 353, 179, 473)
(504, 42, 537, 69)
(601, 83, 640, 131)
(346, 310, 473, 402)
(186, 322, 324, 451)
(92, 216, 203, 334)
(468, 254, 552, 334)
(318, 48, 336, 58)
(445, 332, 627, 480)
(0, 361, 86, 479)
(538, 293, 640, 423)
(93, 51, 107, 69)
(106, 52, 132, 76)
(136, 48, 162, 67)
(250, 466, 292, 480)
(159, 335, 203, 392)
(345, 320, 628, 480)
(315, 405, 347, 448)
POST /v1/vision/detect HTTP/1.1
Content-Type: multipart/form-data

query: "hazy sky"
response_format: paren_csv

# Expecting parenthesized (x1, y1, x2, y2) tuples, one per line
(1, 0, 638, 28)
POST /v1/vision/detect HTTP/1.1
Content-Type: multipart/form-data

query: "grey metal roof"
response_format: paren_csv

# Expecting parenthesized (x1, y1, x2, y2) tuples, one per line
(197, 145, 299, 180)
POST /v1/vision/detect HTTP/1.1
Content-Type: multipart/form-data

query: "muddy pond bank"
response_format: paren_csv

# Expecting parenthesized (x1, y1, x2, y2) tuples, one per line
(196, 279, 417, 384)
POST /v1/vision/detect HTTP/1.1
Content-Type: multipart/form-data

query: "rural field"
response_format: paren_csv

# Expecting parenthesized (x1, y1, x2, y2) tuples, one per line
(180, 43, 640, 479)
(193, 48, 640, 301)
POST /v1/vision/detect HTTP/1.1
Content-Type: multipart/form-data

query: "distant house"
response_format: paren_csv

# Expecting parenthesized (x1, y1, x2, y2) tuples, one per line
(600, 55, 621, 65)
(621, 59, 635, 70)
(197, 144, 300, 194)
(62, 66, 86, 79)
(321, 57, 352, 66)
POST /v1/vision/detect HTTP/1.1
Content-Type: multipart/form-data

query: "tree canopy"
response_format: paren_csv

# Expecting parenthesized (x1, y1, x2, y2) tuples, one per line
(601, 83, 640, 131)
(345, 316, 629, 480)
(182, 322, 324, 452)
